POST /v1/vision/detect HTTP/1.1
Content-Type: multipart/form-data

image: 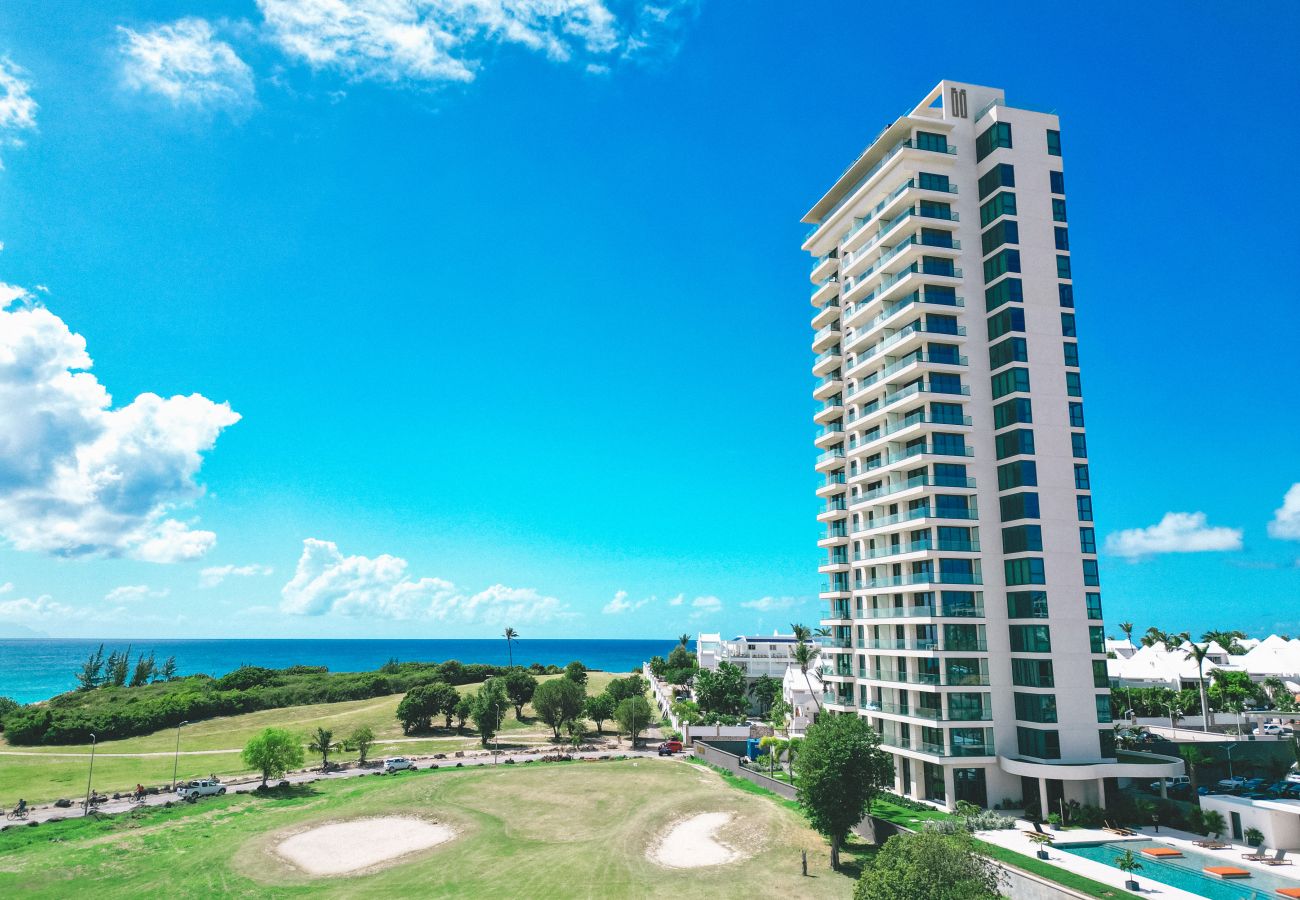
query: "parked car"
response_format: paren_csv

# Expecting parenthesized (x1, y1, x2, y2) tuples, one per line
(176, 779, 226, 800)
(1217, 776, 1248, 791)
(1260, 723, 1291, 735)
(382, 757, 415, 773)
(1148, 776, 1190, 793)
(658, 740, 683, 756)
(1286, 771, 1300, 785)
(1242, 778, 1267, 792)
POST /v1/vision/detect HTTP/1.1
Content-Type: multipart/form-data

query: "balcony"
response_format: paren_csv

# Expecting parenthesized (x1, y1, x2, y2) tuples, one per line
(811, 299, 840, 330)
(810, 250, 838, 284)
(814, 423, 844, 447)
(861, 571, 983, 589)
(854, 505, 978, 532)
(875, 733, 996, 758)
(845, 285, 964, 334)
(815, 449, 845, 473)
(858, 603, 985, 619)
(812, 373, 843, 401)
(813, 397, 843, 424)
(811, 323, 841, 353)
(858, 539, 980, 561)
(879, 380, 970, 412)
(811, 277, 839, 309)
(850, 475, 976, 508)
(811, 347, 842, 376)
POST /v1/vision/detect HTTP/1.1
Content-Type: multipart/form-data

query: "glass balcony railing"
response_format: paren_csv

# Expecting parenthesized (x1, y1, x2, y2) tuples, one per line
(808, 141, 959, 239)
(846, 288, 964, 335)
(858, 539, 980, 560)
(816, 449, 845, 465)
(856, 506, 977, 529)
(858, 603, 985, 619)
(861, 572, 982, 589)
(813, 347, 842, 367)
(816, 424, 844, 439)
(851, 475, 976, 506)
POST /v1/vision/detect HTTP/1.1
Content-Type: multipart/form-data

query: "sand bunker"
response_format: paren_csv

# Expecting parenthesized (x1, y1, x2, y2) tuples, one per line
(649, 812, 742, 869)
(276, 817, 455, 876)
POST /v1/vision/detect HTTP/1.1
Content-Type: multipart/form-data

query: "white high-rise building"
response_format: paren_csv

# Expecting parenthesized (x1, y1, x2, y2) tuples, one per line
(803, 81, 1180, 811)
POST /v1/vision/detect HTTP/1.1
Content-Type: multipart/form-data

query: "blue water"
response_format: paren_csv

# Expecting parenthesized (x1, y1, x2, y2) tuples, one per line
(1062, 839, 1297, 899)
(0, 639, 675, 705)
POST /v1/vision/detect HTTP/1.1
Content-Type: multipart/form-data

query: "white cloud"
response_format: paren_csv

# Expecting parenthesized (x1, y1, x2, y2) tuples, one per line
(256, 0, 689, 86)
(0, 582, 11, 594)
(281, 538, 570, 623)
(602, 589, 649, 614)
(0, 594, 87, 622)
(740, 596, 799, 612)
(688, 595, 722, 618)
(118, 18, 255, 109)
(667, 593, 684, 606)
(1105, 512, 1243, 559)
(1268, 484, 1300, 541)
(200, 563, 275, 588)
(0, 294, 239, 561)
(104, 584, 170, 603)
(0, 56, 37, 167)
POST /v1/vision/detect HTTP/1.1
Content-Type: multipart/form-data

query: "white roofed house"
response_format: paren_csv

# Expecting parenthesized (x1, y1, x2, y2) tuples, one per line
(1106, 640, 1242, 692)
(783, 664, 823, 735)
(1105, 636, 1136, 659)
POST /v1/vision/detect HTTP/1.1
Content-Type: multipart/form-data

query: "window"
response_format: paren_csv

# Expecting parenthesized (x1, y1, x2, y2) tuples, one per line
(990, 367, 1031, 398)
(985, 277, 1023, 312)
(1058, 283, 1074, 308)
(990, 337, 1029, 371)
(1066, 371, 1083, 397)
(1054, 226, 1070, 251)
(976, 122, 1013, 161)
(929, 372, 962, 394)
(1068, 401, 1085, 427)
(1005, 557, 1047, 586)
(1095, 695, 1112, 723)
(993, 397, 1032, 429)
(1009, 623, 1051, 652)
(1056, 255, 1072, 279)
(1003, 524, 1043, 554)
(1079, 527, 1096, 554)
(1013, 658, 1054, 687)
(1083, 559, 1101, 586)
(1064, 342, 1080, 367)
(918, 201, 953, 222)
(1074, 463, 1090, 490)
(997, 460, 1038, 490)
(1046, 129, 1062, 156)
(918, 171, 950, 191)
(1100, 728, 1116, 758)
(922, 255, 956, 277)
(981, 219, 1019, 255)
(915, 131, 948, 153)
(979, 191, 1017, 226)
(930, 401, 965, 425)
(987, 307, 1025, 340)
(1007, 590, 1048, 618)
(1049, 170, 1065, 194)
(931, 432, 967, 456)
(984, 248, 1021, 282)
(1061, 313, 1076, 336)
(1092, 659, 1109, 688)
(1052, 198, 1068, 222)
(1089, 625, 1105, 653)
(1085, 592, 1102, 619)
(995, 428, 1035, 460)
(977, 163, 1015, 199)
(1000, 492, 1040, 521)
(1015, 692, 1058, 723)
(1077, 495, 1093, 521)
(1071, 432, 1088, 458)
(1017, 727, 1061, 760)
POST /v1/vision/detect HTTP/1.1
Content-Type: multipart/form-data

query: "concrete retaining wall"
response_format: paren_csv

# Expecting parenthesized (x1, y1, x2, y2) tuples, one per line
(692, 741, 797, 800)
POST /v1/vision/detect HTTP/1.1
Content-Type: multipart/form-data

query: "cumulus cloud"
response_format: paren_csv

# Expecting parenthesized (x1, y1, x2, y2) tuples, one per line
(118, 18, 255, 109)
(740, 596, 800, 612)
(667, 593, 684, 606)
(0, 294, 239, 561)
(0, 581, 11, 594)
(602, 589, 649, 614)
(0, 56, 38, 166)
(1269, 484, 1300, 541)
(281, 538, 570, 623)
(1105, 512, 1243, 559)
(0, 594, 88, 622)
(200, 563, 275, 588)
(104, 584, 170, 603)
(692, 595, 721, 610)
(256, 0, 689, 86)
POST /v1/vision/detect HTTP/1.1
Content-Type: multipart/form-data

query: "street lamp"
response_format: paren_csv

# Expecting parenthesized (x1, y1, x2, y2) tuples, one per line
(171, 721, 190, 792)
(83, 734, 97, 813)
(1226, 741, 1240, 784)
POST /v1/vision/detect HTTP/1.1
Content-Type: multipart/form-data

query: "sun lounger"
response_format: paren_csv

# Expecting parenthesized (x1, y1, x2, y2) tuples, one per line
(1142, 847, 1184, 859)
(1103, 819, 1136, 836)
(1264, 849, 1293, 866)
(1242, 847, 1271, 861)
(1193, 840, 1230, 849)
(1204, 866, 1251, 879)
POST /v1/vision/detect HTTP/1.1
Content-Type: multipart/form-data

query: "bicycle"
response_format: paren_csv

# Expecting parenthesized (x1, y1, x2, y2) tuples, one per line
(5, 807, 28, 821)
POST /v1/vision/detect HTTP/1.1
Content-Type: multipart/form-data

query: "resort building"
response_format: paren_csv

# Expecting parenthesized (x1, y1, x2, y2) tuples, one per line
(802, 81, 1179, 810)
(696, 632, 804, 680)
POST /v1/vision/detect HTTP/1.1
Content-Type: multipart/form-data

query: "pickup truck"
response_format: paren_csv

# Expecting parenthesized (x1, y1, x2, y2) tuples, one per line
(177, 779, 226, 800)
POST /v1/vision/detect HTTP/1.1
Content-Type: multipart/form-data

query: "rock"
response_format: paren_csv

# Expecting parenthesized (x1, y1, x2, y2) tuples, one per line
(454, 751, 464, 758)
(53, 799, 72, 809)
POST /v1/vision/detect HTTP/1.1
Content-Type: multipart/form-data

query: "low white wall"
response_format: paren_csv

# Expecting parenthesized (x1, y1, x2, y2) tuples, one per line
(1201, 795, 1300, 850)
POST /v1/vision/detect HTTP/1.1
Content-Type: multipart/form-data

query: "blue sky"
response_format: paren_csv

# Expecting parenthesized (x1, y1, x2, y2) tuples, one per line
(0, 0, 1296, 641)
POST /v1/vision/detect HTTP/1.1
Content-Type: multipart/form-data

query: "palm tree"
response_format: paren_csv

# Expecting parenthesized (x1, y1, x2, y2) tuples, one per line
(308, 727, 337, 770)
(1201, 629, 1246, 655)
(1182, 636, 1214, 731)
(503, 627, 518, 667)
(749, 674, 780, 715)
(813, 626, 832, 638)
(792, 638, 822, 713)
(1166, 698, 1185, 733)
(1180, 745, 1212, 801)
(1118, 621, 1134, 644)
(1225, 698, 1246, 736)
(790, 623, 812, 642)
(1140, 626, 1168, 648)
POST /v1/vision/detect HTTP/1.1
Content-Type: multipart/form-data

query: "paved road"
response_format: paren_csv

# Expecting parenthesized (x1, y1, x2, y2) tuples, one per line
(2, 746, 671, 830)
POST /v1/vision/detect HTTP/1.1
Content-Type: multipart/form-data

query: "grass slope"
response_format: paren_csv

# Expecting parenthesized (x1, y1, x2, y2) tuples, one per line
(0, 673, 625, 805)
(0, 759, 857, 899)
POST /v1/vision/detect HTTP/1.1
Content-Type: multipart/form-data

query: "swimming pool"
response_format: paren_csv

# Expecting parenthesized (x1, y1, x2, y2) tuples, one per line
(1060, 839, 1299, 900)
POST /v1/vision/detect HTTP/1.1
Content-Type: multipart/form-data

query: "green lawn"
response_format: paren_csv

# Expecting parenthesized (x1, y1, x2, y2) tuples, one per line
(0, 758, 859, 899)
(0, 672, 630, 805)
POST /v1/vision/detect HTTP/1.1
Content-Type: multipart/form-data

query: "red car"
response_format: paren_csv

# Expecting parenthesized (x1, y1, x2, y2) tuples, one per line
(658, 740, 684, 756)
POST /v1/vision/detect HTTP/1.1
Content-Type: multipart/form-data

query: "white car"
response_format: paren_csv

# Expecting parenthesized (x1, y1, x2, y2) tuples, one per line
(177, 778, 226, 800)
(1286, 771, 1300, 785)
(1149, 776, 1190, 792)
(1261, 723, 1294, 736)
(383, 757, 415, 773)
(1217, 776, 1248, 790)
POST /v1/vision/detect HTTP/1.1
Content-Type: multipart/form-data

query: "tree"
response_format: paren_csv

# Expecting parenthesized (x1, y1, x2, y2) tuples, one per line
(615, 695, 652, 747)
(108, 646, 131, 687)
(454, 695, 472, 733)
(242, 727, 305, 787)
(1202, 809, 1226, 839)
(790, 623, 822, 713)
(345, 725, 376, 766)
(75, 644, 106, 691)
(584, 692, 616, 733)
(563, 661, 588, 687)
(759, 735, 789, 777)
(1118, 621, 1134, 644)
(1114, 849, 1143, 887)
(504, 669, 538, 719)
(396, 684, 441, 733)
(504, 627, 518, 666)
(855, 831, 1002, 900)
(606, 674, 647, 703)
(157, 656, 178, 682)
(750, 674, 782, 714)
(1201, 629, 1246, 655)
(678, 634, 690, 648)
(1180, 746, 1213, 802)
(427, 682, 462, 729)
(1181, 637, 1214, 731)
(1166, 698, 1185, 732)
(796, 713, 893, 869)
(307, 727, 337, 769)
(129, 651, 156, 688)
(768, 697, 792, 735)
(533, 677, 586, 739)
(471, 679, 510, 746)
(695, 662, 748, 717)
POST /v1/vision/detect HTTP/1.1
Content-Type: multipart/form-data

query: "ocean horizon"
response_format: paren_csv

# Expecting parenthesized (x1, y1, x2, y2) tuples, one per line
(0, 638, 678, 705)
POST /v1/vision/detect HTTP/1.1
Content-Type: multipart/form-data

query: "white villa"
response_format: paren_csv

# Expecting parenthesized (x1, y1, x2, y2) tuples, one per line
(1108, 634, 1300, 697)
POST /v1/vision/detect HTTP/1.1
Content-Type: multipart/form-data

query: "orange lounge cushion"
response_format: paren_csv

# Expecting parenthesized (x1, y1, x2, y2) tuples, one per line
(1275, 888, 1300, 897)
(1141, 847, 1184, 858)
(1204, 866, 1251, 878)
